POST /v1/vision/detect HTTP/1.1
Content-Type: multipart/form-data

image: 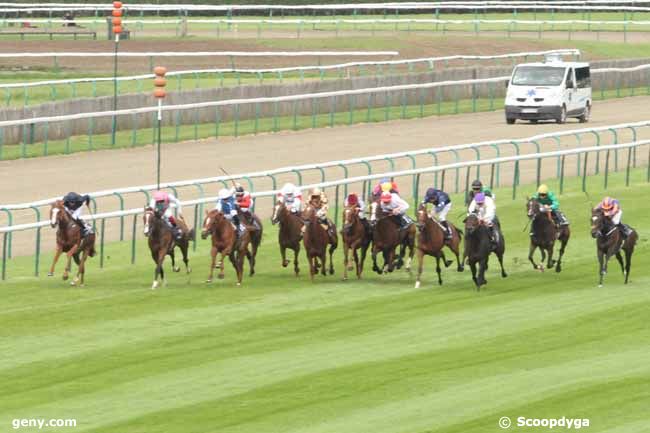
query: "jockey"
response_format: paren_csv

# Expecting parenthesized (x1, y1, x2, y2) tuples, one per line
(596, 196, 633, 240)
(421, 187, 452, 239)
(307, 187, 336, 242)
(379, 191, 412, 230)
(372, 177, 399, 199)
(62, 191, 93, 237)
(468, 192, 500, 245)
(532, 184, 569, 227)
(466, 179, 494, 206)
(215, 188, 245, 236)
(234, 183, 260, 231)
(345, 192, 372, 237)
(277, 183, 302, 214)
(149, 191, 183, 240)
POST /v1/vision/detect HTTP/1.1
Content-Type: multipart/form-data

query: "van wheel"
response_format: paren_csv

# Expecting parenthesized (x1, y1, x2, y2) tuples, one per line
(506, 117, 516, 125)
(579, 103, 590, 123)
(556, 105, 567, 124)
(530, 119, 538, 124)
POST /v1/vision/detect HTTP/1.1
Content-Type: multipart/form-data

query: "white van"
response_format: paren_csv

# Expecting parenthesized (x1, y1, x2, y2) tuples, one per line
(504, 57, 591, 124)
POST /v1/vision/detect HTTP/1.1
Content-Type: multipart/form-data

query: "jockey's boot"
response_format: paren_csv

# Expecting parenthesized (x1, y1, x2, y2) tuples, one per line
(232, 214, 245, 238)
(490, 226, 499, 249)
(399, 215, 412, 231)
(173, 225, 183, 240)
(558, 211, 570, 226)
(618, 223, 632, 240)
(441, 221, 452, 240)
(76, 218, 93, 237)
(361, 218, 373, 239)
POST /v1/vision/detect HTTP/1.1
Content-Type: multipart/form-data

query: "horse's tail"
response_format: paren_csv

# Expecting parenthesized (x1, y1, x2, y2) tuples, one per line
(187, 228, 196, 242)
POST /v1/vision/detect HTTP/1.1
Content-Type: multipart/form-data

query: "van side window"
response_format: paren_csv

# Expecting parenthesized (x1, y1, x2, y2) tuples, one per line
(566, 68, 575, 88)
(576, 67, 591, 88)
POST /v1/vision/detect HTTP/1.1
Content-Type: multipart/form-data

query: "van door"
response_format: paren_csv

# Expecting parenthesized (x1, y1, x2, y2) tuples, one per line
(564, 68, 579, 113)
(575, 66, 591, 113)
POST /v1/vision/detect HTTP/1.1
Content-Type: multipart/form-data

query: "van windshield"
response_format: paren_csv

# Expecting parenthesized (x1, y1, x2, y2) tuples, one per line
(511, 66, 566, 86)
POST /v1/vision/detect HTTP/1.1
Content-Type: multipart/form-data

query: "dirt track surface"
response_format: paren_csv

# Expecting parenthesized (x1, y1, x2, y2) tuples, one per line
(2, 96, 649, 256)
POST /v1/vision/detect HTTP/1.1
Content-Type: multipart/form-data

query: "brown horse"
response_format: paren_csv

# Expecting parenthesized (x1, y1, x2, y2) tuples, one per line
(302, 205, 337, 281)
(238, 210, 263, 276)
(369, 202, 416, 275)
(341, 205, 371, 280)
(591, 208, 637, 287)
(414, 203, 463, 288)
(526, 198, 570, 272)
(201, 209, 250, 286)
(463, 213, 507, 290)
(143, 207, 192, 289)
(48, 200, 96, 286)
(271, 200, 303, 277)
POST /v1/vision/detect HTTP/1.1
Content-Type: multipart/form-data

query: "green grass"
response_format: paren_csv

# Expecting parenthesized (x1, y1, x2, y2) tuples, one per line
(1, 170, 649, 432)
(3, 87, 650, 161)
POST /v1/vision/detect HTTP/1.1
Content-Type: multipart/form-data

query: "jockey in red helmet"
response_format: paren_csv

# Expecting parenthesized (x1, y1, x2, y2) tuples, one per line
(149, 190, 184, 240)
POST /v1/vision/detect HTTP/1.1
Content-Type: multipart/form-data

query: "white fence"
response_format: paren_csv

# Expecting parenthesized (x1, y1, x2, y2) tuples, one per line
(1, 140, 646, 235)
(1, 61, 649, 130)
(0, 49, 581, 91)
(0, 51, 399, 59)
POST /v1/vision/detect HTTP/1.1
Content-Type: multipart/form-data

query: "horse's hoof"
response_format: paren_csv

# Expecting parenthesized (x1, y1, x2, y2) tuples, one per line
(347, 265, 353, 271)
(152, 281, 159, 290)
(502, 272, 508, 278)
(70, 280, 76, 286)
(598, 284, 603, 288)
(187, 267, 192, 274)
(282, 260, 289, 267)
(218, 274, 224, 280)
(47, 272, 54, 277)
(62, 274, 68, 281)
(444, 260, 453, 268)
(457, 266, 464, 272)
(206, 279, 212, 284)
(236, 282, 241, 287)
(538, 265, 544, 272)
(329, 269, 334, 275)
(555, 266, 562, 273)
(415, 281, 421, 289)
(173, 267, 181, 273)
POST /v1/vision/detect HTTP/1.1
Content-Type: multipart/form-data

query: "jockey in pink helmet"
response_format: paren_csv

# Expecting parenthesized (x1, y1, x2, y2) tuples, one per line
(595, 196, 633, 239)
(149, 190, 184, 240)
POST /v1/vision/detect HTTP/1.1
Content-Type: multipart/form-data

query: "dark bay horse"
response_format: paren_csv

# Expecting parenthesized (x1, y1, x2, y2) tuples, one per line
(201, 209, 251, 286)
(526, 198, 570, 272)
(238, 210, 263, 276)
(272, 200, 303, 277)
(414, 203, 463, 288)
(302, 205, 337, 281)
(464, 214, 507, 290)
(591, 208, 637, 287)
(143, 207, 192, 289)
(369, 202, 415, 275)
(48, 200, 96, 286)
(342, 205, 371, 280)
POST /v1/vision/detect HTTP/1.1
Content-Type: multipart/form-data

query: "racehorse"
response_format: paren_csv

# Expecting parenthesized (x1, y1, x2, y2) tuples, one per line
(271, 200, 304, 277)
(526, 197, 570, 272)
(238, 210, 263, 276)
(302, 205, 337, 281)
(590, 208, 637, 287)
(143, 207, 192, 289)
(48, 200, 96, 286)
(201, 209, 251, 286)
(341, 205, 371, 280)
(369, 202, 415, 275)
(463, 213, 507, 290)
(414, 203, 463, 288)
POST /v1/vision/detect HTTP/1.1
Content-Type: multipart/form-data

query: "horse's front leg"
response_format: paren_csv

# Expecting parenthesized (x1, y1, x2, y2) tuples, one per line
(63, 245, 78, 281)
(359, 243, 369, 278)
(343, 242, 350, 280)
(321, 251, 328, 277)
(615, 251, 625, 275)
(73, 251, 89, 287)
(328, 243, 335, 275)
(49, 245, 63, 277)
(496, 250, 508, 278)
(469, 259, 479, 290)
(555, 237, 568, 273)
(414, 249, 424, 289)
(528, 242, 541, 270)
(206, 246, 217, 283)
(597, 249, 606, 287)
(546, 243, 556, 269)
(233, 251, 244, 286)
(293, 245, 301, 277)
(372, 246, 382, 275)
(280, 245, 289, 268)
(218, 252, 226, 280)
(478, 258, 488, 287)
(435, 254, 443, 286)
(169, 248, 180, 273)
(180, 241, 191, 274)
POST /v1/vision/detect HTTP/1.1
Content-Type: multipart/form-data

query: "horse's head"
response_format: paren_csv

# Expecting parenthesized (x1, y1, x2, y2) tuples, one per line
(416, 203, 428, 227)
(143, 207, 156, 237)
(343, 205, 360, 230)
(464, 213, 481, 234)
(201, 209, 223, 239)
(527, 197, 550, 220)
(590, 207, 609, 239)
(49, 200, 66, 228)
(301, 205, 318, 224)
(272, 199, 286, 225)
(369, 201, 379, 225)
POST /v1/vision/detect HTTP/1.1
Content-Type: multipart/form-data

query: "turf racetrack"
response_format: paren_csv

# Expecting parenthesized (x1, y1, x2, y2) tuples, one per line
(1, 172, 649, 432)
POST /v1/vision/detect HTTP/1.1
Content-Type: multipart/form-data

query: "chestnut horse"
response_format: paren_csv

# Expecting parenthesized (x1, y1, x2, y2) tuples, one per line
(271, 200, 303, 277)
(526, 198, 570, 272)
(414, 203, 462, 288)
(201, 209, 251, 286)
(590, 208, 637, 287)
(464, 214, 507, 290)
(341, 205, 371, 280)
(369, 202, 416, 275)
(143, 207, 192, 289)
(302, 205, 337, 281)
(48, 200, 96, 286)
